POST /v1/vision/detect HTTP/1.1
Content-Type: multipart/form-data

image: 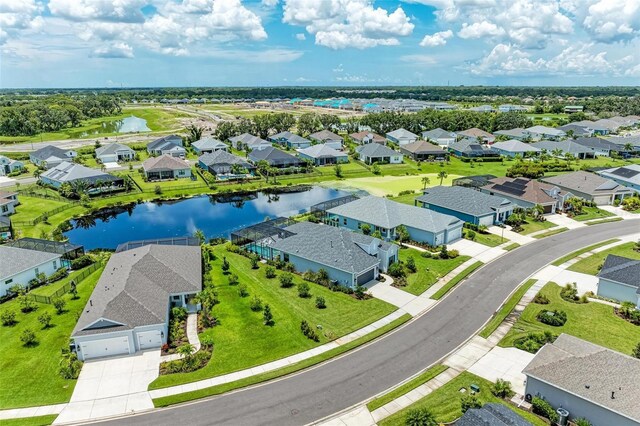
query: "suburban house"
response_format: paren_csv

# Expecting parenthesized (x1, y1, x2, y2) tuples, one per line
(0, 191, 19, 216)
(494, 128, 529, 141)
(146, 134, 186, 158)
(596, 255, 640, 308)
(0, 216, 11, 240)
(480, 177, 571, 214)
(531, 140, 595, 159)
(597, 164, 640, 192)
(571, 120, 611, 136)
(564, 105, 584, 113)
(606, 136, 640, 154)
(30, 145, 77, 169)
(386, 128, 419, 145)
(416, 186, 514, 226)
(593, 118, 622, 133)
(399, 140, 449, 161)
(469, 105, 494, 112)
(267, 221, 398, 287)
(309, 130, 343, 150)
(142, 154, 192, 180)
(198, 150, 255, 177)
(456, 403, 532, 426)
(453, 174, 498, 189)
(421, 128, 457, 147)
(269, 131, 312, 149)
(448, 139, 501, 159)
(95, 143, 135, 164)
(0, 155, 24, 176)
(457, 128, 495, 143)
(326, 195, 463, 245)
(524, 125, 566, 141)
(498, 104, 528, 112)
(491, 139, 541, 158)
(297, 144, 348, 166)
(191, 137, 229, 155)
(39, 162, 124, 193)
(229, 133, 272, 151)
(356, 144, 403, 164)
(72, 244, 202, 360)
(523, 334, 640, 426)
(0, 245, 63, 297)
(558, 124, 594, 138)
(349, 131, 386, 145)
(541, 171, 634, 205)
(248, 146, 304, 168)
(574, 137, 631, 158)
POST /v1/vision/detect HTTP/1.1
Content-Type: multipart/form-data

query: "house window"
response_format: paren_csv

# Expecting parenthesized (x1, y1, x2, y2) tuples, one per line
(5, 279, 12, 285)
(34, 268, 39, 275)
(172, 295, 180, 301)
(53, 261, 57, 269)
(283, 253, 289, 262)
(1, 205, 7, 213)
(343, 218, 347, 225)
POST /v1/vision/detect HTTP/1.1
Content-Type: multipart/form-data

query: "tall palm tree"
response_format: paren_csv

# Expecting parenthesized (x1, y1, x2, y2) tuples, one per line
(552, 148, 563, 158)
(437, 170, 448, 186)
(421, 176, 430, 190)
(624, 143, 634, 152)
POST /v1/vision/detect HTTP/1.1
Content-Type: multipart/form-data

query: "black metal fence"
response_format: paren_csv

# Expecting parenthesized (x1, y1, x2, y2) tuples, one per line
(27, 262, 103, 304)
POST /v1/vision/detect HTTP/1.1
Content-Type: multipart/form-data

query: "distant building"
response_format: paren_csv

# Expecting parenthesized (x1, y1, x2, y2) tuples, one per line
(356, 144, 403, 165)
(524, 125, 566, 141)
(399, 140, 449, 161)
(494, 128, 529, 141)
(457, 128, 495, 143)
(498, 104, 528, 113)
(191, 137, 229, 155)
(563, 105, 584, 113)
(386, 128, 419, 145)
(349, 131, 386, 145)
(297, 144, 348, 166)
(142, 155, 191, 180)
(448, 140, 501, 159)
(269, 131, 312, 149)
(0, 155, 24, 176)
(421, 128, 457, 147)
(30, 146, 77, 169)
(95, 143, 135, 163)
(229, 133, 272, 151)
(308, 130, 343, 150)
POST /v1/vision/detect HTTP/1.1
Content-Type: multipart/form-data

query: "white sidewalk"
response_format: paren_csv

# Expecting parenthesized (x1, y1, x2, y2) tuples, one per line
(545, 213, 586, 229)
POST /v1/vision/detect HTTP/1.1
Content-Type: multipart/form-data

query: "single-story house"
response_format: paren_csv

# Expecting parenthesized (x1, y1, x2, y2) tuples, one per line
(571, 120, 611, 136)
(457, 128, 495, 144)
(0, 155, 24, 176)
(356, 144, 403, 165)
(0, 191, 19, 216)
(191, 137, 229, 155)
(597, 164, 640, 192)
(142, 154, 191, 180)
(399, 140, 449, 161)
(480, 177, 571, 214)
(268, 222, 398, 288)
(491, 139, 541, 158)
(349, 131, 386, 145)
(541, 171, 635, 205)
(574, 137, 631, 158)
(531, 140, 595, 159)
(229, 133, 272, 151)
(469, 105, 494, 113)
(297, 144, 348, 166)
(456, 403, 532, 426)
(269, 131, 312, 149)
(386, 128, 419, 145)
(326, 195, 463, 245)
(147, 134, 186, 158)
(95, 143, 135, 163)
(452, 174, 498, 189)
(448, 140, 501, 159)
(0, 216, 11, 240)
(248, 146, 304, 168)
(596, 254, 640, 308)
(498, 104, 528, 112)
(0, 245, 63, 297)
(40, 162, 124, 193)
(494, 128, 529, 141)
(593, 118, 622, 133)
(309, 130, 343, 150)
(564, 105, 584, 113)
(524, 125, 566, 141)
(523, 333, 640, 426)
(198, 150, 255, 177)
(421, 128, 457, 147)
(72, 244, 202, 360)
(606, 136, 640, 154)
(609, 115, 640, 128)
(29, 145, 77, 169)
(416, 186, 514, 226)
(7, 237, 84, 266)
(557, 124, 594, 138)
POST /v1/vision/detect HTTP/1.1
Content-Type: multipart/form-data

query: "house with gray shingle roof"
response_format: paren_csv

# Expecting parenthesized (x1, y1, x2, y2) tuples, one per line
(596, 255, 640, 308)
(147, 134, 185, 158)
(457, 128, 495, 143)
(95, 143, 135, 163)
(421, 128, 457, 147)
(494, 128, 529, 141)
(198, 150, 255, 177)
(531, 140, 595, 159)
(0, 191, 19, 216)
(386, 128, 418, 145)
(491, 139, 540, 158)
(416, 186, 514, 226)
(309, 130, 343, 150)
(456, 403, 532, 426)
(297, 144, 348, 166)
(557, 124, 594, 138)
(327, 195, 463, 245)
(597, 164, 640, 192)
(29, 145, 78, 169)
(248, 146, 304, 168)
(229, 133, 272, 151)
(39, 162, 124, 193)
(0, 245, 63, 297)
(269, 131, 312, 149)
(356, 144, 403, 165)
(0, 155, 24, 176)
(142, 154, 191, 180)
(523, 334, 640, 426)
(573, 137, 631, 158)
(399, 140, 449, 161)
(541, 171, 634, 205)
(191, 137, 229, 155)
(72, 244, 201, 360)
(349, 131, 386, 145)
(524, 125, 566, 141)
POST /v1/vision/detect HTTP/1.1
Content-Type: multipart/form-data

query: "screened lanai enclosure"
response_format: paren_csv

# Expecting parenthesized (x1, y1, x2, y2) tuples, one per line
(309, 193, 363, 223)
(230, 217, 297, 260)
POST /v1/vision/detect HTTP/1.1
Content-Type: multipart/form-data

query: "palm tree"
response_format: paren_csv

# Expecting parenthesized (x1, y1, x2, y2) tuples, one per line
(193, 229, 206, 245)
(421, 176, 430, 190)
(624, 142, 634, 152)
(437, 170, 448, 185)
(514, 153, 523, 162)
(551, 148, 563, 158)
(186, 125, 204, 145)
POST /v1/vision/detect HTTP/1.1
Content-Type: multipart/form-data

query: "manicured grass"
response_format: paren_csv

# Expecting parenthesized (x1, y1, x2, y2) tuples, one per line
(568, 242, 640, 275)
(571, 206, 615, 222)
(499, 282, 640, 355)
(1, 415, 58, 426)
(322, 173, 461, 197)
(586, 217, 623, 225)
(532, 227, 568, 239)
(367, 364, 449, 412)
(479, 279, 538, 338)
(519, 219, 558, 235)
(30, 264, 99, 298)
(153, 313, 411, 407)
(388, 192, 420, 206)
(0, 267, 104, 409)
(551, 239, 620, 266)
(378, 372, 547, 426)
(502, 243, 520, 251)
(398, 249, 471, 296)
(10, 196, 69, 224)
(431, 261, 483, 300)
(468, 231, 507, 247)
(149, 245, 396, 390)
(125, 171, 209, 192)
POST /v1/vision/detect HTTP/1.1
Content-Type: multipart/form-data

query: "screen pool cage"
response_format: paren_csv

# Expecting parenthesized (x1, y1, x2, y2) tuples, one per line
(7, 237, 84, 260)
(230, 217, 296, 260)
(309, 193, 363, 222)
(115, 236, 201, 253)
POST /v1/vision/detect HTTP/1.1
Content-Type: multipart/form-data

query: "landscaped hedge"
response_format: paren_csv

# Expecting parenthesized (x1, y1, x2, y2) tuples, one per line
(537, 309, 567, 326)
(515, 331, 556, 353)
(532, 397, 559, 423)
(71, 255, 94, 270)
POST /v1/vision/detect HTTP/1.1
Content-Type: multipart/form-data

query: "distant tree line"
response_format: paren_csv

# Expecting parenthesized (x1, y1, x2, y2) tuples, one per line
(214, 112, 340, 140)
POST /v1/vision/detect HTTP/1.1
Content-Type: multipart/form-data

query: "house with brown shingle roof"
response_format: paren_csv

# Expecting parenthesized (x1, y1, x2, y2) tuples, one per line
(457, 127, 495, 143)
(142, 154, 191, 181)
(399, 140, 449, 161)
(480, 177, 572, 214)
(349, 131, 386, 145)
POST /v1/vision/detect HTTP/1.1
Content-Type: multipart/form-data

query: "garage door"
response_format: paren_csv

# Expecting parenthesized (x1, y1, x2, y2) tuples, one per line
(80, 336, 130, 360)
(357, 268, 376, 285)
(137, 330, 163, 350)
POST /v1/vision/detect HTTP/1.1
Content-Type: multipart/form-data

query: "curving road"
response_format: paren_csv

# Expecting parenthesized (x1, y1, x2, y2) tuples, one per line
(96, 220, 640, 426)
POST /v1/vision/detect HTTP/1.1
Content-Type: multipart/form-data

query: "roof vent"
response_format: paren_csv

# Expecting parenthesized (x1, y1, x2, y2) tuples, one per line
(611, 391, 615, 399)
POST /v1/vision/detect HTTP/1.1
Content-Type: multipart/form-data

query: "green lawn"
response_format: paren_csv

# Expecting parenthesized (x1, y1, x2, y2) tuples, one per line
(568, 242, 640, 275)
(431, 261, 483, 300)
(149, 245, 396, 389)
(468, 231, 507, 247)
(479, 279, 538, 338)
(571, 206, 615, 222)
(398, 249, 471, 296)
(10, 196, 70, 224)
(1, 415, 58, 426)
(388, 192, 420, 206)
(0, 267, 103, 409)
(322, 173, 461, 197)
(503, 243, 520, 251)
(551, 239, 620, 266)
(499, 282, 640, 355)
(126, 170, 209, 192)
(30, 264, 99, 298)
(519, 219, 558, 235)
(378, 372, 546, 426)
(585, 217, 623, 225)
(532, 227, 568, 239)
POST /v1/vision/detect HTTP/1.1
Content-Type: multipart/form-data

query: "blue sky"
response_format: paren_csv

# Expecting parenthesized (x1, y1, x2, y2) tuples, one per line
(1, 0, 639, 88)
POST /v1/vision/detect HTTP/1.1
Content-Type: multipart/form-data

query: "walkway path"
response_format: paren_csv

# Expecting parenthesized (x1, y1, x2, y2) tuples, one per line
(487, 225, 535, 245)
(161, 314, 201, 362)
(545, 213, 586, 229)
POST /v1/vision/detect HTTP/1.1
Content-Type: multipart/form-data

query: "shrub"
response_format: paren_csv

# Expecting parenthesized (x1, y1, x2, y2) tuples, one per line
(20, 328, 37, 346)
(18, 295, 37, 313)
(250, 295, 263, 312)
(315, 296, 326, 309)
(237, 284, 249, 297)
(406, 257, 417, 273)
(460, 394, 481, 414)
(354, 284, 366, 300)
(38, 311, 53, 328)
(448, 249, 459, 258)
(263, 304, 273, 326)
(532, 397, 559, 423)
(633, 342, 640, 359)
(302, 270, 317, 283)
(279, 272, 294, 288)
(171, 307, 188, 322)
(71, 255, 94, 270)
(265, 266, 276, 279)
(1, 310, 17, 326)
(250, 256, 259, 269)
(298, 282, 311, 298)
(405, 408, 437, 426)
(515, 331, 556, 353)
(537, 309, 567, 326)
(466, 230, 476, 241)
(228, 273, 239, 286)
(533, 292, 549, 304)
(439, 244, 449, 259)
(388, 262, 406, 278)
(300, 320, 320, 342)
(59, 350, 83, 379)
(48, 267, 68, 283)
(574, 418, 592, 426)
(560, 282, 585, 303)
(200, 335, 214, 348)
(154, 185, 162, 195)
(221, 256, 230, 273)
(52, 297, 67, 314)
(491, 379, 514, 399)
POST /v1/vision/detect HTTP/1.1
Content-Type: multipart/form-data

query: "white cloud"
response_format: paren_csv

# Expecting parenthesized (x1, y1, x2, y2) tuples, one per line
(400, 54, 437, 65)
(458, 21, 505, 39)
(582, 0, 640, 43)
(332, 63, 344, 72)
(0, 0, 42, 45)
(419, 30, 453, 46)
(295, 33, 306, 40)
(47, 0, 146, 23)
(90, 42, 134, 58)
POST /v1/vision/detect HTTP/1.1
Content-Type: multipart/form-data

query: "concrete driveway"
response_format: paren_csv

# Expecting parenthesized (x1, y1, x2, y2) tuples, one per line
(468, 347, 534, 395)
(54, 350, 160, 424)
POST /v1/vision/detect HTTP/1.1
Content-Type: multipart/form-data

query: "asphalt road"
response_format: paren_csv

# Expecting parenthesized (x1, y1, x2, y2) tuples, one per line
(96, 219, 640, 426)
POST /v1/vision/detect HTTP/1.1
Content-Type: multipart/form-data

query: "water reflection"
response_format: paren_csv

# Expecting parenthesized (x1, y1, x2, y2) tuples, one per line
(67, 116, 151, 138)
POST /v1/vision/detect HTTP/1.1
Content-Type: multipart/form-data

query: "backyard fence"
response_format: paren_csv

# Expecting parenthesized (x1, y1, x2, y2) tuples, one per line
(11, 202, 80, 227)
(27, 262, 103, 304)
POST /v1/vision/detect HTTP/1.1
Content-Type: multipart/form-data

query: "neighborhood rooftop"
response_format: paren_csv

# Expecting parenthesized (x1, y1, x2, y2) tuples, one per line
(541, 171, 628, 194)
(192, 137, 227, 151)
(199, 150, 251, 167)
(0, 245, 61, 280)
(356, 143, 398, 157)
(30, 145, 71, 162)
(40, 161, 120, 185)
(417, 186, 512, 217)
(597, 255, 640, 291)
(95, 143, 134, 157)
(297, 144, 344, 158)
(143, 154, 190, 170)
(482, 177, 562, 205)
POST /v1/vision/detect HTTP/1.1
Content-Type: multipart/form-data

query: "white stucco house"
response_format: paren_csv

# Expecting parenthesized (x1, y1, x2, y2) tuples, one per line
(596, 254, 640, 309)
(95, 143, 136, 163)
(0, 246, 62, 297)
(0, 155, 24, 176)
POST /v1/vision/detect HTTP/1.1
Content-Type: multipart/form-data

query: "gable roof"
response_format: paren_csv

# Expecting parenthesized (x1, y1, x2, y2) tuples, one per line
(386, 128, 418, 139)
(525, 125, 566, 137)
(523, 334, 640, 423)
(248, 146, 302, 164)
(598, 254, 640, 290)
(457, 403, 532, 426)
(95, 143, 135, 157)
(492, 139, 541, 153)
(192, 137, 227, 151)
(400, 140, 448, 155)
(356, 143, 400, 158)
(143, 154, 190, 171)
(597, 164, 640, 186)
(309, 129, 343, 142)
(147, 134, 183, 151)
(422, 128, 456, 140)
(40, 162, 120, 184)
(198, 150, 252, 168)
(30, 145, 72, 162)
(73, 245, 201, 336)
(449, 139, 499, 155)
(482, 177, 562, 205)
(297, 144, 346, 159)
(557, 124, 594, 136)
(531, 140, 593, 155)
(458, 127, 494, 139)
(573, 137, 624, 152)
(417, 186, 512, 217)
(0, 246, 61, 280)
(494, 128, 527, 139)
(541, 171, 631, 195)
(229, 133, 271, 147)
(349, 131, 385, 143)
(270, 131, 311, 145)
(327, 195, 462, 233)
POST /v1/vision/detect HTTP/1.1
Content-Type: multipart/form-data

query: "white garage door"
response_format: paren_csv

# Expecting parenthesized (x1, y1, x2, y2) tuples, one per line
(80, 336, 130, 360)
(137, 330, 163, 350)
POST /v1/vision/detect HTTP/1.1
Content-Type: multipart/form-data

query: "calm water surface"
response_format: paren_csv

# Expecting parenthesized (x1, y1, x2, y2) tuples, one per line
(68, 116, 151, 138)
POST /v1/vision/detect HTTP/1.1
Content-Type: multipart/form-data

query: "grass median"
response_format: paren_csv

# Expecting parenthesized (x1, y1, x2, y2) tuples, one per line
(478, 278, 537, 339)
(430, 261, 483, 300)
(532, 227, 568, 239)
(550, 239, 620, 266)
